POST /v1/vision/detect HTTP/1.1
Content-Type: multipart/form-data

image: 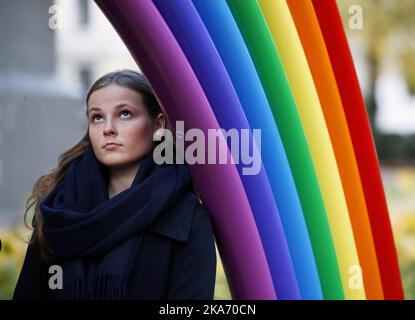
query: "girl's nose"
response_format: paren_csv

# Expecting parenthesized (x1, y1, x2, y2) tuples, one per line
(103, 119, 117, 136)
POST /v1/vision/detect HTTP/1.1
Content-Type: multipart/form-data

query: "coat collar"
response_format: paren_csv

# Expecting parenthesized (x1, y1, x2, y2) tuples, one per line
(148, 191, 197, 242)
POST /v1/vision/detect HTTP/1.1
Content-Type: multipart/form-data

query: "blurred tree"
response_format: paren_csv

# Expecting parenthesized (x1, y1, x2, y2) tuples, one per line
(400, 37, 415, 95)
(338, 0, 415, 131)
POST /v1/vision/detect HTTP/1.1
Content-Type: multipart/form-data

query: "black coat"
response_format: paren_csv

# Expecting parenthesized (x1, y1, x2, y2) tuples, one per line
(13, 191, 217, 300)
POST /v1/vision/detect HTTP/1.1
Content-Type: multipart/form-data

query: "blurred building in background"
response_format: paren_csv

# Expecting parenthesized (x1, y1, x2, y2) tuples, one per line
(0, 0, 136, 228)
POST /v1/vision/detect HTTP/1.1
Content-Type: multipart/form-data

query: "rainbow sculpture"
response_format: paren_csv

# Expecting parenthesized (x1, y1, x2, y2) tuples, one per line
(94, 0, 404, 300)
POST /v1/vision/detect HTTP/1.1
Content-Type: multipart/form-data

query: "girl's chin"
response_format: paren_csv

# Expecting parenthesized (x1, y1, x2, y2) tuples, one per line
(101, 157, 143, 169)
(100, 155, 127, 166)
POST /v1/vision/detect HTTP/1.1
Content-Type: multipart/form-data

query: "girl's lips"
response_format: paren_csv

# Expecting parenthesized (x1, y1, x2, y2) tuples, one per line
(104, 143, 122, 150)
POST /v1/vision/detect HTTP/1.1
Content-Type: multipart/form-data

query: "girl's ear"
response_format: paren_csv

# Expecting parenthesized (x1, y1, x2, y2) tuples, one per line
(153, 113, 166, 131)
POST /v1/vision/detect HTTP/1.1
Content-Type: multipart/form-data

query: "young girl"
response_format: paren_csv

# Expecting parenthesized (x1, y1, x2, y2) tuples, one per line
(13, 70, 217, 300)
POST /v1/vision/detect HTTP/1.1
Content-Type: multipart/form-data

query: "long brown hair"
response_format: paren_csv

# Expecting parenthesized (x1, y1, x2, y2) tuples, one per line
(24, 70, 168, 262)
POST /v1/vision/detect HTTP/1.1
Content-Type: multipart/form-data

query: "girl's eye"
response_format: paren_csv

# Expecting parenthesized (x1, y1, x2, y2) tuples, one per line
(120, 110, 132, 118)
(90, 110, 132, 122)
(92, 114, 102, 122)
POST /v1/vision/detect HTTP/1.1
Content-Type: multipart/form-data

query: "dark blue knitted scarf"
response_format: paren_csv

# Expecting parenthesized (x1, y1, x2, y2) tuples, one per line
(39, 145, 191, 299)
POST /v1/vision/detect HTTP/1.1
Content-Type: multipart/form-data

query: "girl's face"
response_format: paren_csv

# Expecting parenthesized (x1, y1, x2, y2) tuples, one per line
(87, 84, 164, 169)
